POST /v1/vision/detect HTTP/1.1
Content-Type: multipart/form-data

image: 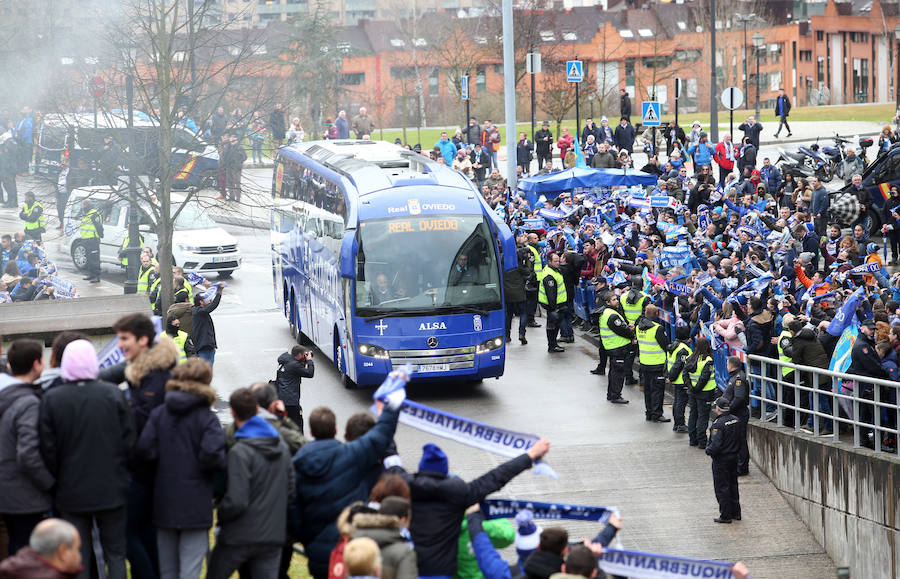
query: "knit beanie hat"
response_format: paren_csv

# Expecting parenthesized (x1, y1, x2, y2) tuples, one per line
(418, 443, 449, 475)
(514, 509, 541, 561)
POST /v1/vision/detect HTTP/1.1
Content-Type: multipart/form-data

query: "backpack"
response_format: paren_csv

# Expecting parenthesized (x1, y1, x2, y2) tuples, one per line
(327, 536, 348, 579)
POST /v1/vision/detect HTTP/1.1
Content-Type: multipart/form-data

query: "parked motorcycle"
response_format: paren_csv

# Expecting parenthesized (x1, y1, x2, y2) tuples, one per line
(776, 148, 816, 180)
(797, 142, 834, 182)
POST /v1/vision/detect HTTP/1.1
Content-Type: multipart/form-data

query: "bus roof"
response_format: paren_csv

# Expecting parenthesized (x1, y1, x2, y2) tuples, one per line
(278, 139, 477, 196)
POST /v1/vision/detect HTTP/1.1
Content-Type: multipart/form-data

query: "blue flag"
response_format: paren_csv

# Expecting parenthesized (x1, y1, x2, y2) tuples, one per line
(829, 324, 858, 372)
(826, 286, 864, 337)
(573, 133, 587, 169)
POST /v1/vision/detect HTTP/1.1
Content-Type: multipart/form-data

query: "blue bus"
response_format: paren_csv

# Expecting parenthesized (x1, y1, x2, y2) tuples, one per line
(271, 140, 517, 387)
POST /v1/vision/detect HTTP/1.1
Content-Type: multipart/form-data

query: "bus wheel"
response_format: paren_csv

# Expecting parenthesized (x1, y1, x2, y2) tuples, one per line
(334, 335, 355, 389)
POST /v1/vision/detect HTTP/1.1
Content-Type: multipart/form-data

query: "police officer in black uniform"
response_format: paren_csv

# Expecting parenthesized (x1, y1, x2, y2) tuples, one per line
(598, 291, 633, 404)
(540, 252, 566, 353)
(706, 396, 742, 523)
(721, 355, 750, 476)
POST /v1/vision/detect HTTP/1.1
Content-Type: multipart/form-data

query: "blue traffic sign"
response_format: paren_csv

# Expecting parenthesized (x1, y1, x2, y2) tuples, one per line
(566, 60, 583, 83)
(641, 101, 661, 127)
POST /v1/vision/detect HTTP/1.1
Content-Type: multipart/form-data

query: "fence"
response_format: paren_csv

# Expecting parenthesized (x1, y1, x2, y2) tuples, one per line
(746, 353, 900, 455)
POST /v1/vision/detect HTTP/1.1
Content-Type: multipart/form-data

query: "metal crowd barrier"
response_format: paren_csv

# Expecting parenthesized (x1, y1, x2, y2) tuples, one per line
(745, 354, 900, 455)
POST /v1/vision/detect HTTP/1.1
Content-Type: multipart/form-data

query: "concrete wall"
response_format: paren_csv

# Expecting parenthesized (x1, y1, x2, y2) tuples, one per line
(749, 421, 900, 579)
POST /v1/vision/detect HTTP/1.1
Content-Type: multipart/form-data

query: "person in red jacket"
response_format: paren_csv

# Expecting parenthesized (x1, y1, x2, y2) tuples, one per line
(556, 127, 574, 164)
(713, 132, 737, 185)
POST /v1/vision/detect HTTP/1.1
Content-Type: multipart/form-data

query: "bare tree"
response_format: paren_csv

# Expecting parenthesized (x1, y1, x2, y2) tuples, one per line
(275, 0, 351, 139)
(66, 0, 280, 314)
(538, 61, 595, 138)
(485, 0, 563, 92)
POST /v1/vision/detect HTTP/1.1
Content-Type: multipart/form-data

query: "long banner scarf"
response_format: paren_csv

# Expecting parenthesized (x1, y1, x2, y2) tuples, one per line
(397, 400, 558, 478)
(848, 262, 881, 275)
(481, 499, 612, 523)
(598, 549, 736, 579)
(664, 281, 691, 297)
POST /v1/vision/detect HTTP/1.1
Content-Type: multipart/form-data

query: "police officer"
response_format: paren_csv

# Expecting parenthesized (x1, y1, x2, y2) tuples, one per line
(119, 233, 144, 267)
(539, 252, 567, 353)
(79, 198, 103, 284)
(137, 253, 156, 293)
(165, 315, 195, 363)
(684, 337, 717, 448)
(636, 304, 670, 422)
(524, 232, 543, 328)
(775, 313, 797, 426)
(666, 325, 692, 433)
(598, 291, 632, 404)
(620, 279, 649, 385)
(706, 397, 742, 523)
(721, 355, 750, 476)
(19, 191, 45, 242)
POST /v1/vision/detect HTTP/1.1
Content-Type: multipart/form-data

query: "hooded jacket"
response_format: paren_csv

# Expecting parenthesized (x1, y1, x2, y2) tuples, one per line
(350, 512, 417, 579)
(293, 407, 399, 577)
(135, 377, 226, 529)
(218, 415, 294, 546)
(125, 336, 179, 435)
(0, 381, 55, 514)
(275, 352, 314, 407)
(789, 328, 829, 370)
(39, 378, 134, 513)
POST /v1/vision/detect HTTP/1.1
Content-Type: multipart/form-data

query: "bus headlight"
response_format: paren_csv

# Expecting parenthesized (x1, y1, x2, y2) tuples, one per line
(476, 337, 504, 354)
(358, 344, 389, 359)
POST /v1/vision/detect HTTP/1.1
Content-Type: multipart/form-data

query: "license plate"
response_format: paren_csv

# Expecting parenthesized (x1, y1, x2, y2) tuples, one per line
(416, 363, 450, 373)
(211, 256, 225, 263)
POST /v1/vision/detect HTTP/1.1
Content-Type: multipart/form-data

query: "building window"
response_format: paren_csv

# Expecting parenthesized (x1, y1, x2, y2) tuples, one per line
(476, 66, 486, 91)
(428, 69, 439, 96)
(624, 58, 635, 86)
(674, 49, 702, 62)
(769, 44, 781, 64)
(816, 31, 824, 41)
(849, 32, 869, 43)
(799, 50, 812, 62)
(390, 66, 415, 79)
(853, 58, 869, 101)
(340, 73, 365, 85)
(817, 56, 825, 84)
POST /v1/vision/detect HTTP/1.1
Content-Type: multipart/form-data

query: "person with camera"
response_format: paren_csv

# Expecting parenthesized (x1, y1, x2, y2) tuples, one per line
(275, 345, 315, 432)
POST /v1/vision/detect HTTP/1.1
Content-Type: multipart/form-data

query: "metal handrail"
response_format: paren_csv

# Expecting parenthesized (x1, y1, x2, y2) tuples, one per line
(744, 353, 900, 455)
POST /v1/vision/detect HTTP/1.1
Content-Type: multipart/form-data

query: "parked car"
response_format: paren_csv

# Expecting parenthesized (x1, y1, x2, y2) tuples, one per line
(64, 186, 241, 277)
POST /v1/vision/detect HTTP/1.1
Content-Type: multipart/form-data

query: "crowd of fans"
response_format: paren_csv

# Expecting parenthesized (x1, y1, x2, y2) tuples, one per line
(3, 315, 760, 579)
(0, 232, 71, 302)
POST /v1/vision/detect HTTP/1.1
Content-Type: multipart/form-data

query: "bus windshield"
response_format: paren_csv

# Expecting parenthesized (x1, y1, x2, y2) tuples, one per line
(355, 214, 502, 316)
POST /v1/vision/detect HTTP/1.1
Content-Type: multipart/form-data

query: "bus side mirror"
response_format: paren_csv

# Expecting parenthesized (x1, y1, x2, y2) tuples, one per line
(339, 231, 357, 279)
(497, 221, 517, 272)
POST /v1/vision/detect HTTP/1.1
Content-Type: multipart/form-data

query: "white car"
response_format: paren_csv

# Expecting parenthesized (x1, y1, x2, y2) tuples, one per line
(64, 186, 242, 276)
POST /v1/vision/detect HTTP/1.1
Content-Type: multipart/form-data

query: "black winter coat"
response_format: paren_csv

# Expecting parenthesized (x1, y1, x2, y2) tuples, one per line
(39, 379, 134, 513)
(192, 292, 221, 351)
(294, 407, 399, 577)
(218, 416, 294, 547)
(125, 336, 179, 436)
(276, 352, 314, 407)
(745, 310, 775, 357)
(848, 333, 886, 380)
(0, 381, 54, 514)
(404, 453, 534, 576)
(502, 249, 529, 304)
(789, 328, 829, 369)
(135, 382, 226, 530)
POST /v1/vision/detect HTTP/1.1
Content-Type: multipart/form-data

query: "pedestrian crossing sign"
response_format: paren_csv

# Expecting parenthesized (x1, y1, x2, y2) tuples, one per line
(566, 60, 583, 83)
(641, 101, 661, 127)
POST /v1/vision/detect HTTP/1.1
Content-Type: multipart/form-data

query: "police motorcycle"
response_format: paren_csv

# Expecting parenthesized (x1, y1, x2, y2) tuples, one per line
(795, 141, 834, 182)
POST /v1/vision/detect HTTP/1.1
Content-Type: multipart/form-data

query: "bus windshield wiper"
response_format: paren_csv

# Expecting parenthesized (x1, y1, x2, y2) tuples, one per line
(363, 308, 436, 322)
(435, 305, 491, 316)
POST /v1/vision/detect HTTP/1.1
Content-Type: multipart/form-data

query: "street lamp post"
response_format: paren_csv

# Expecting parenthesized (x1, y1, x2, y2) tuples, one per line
(734, 13, 756, 111)
(894, 24, 900, 109)
(753, 32, 765, 118)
